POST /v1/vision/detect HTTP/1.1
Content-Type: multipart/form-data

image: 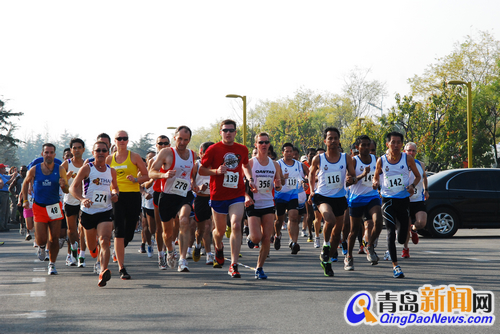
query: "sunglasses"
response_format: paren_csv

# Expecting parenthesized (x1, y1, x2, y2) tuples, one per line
(157, 142, 170, 146)
(221, 129, 236, 133)
(258, 141, 270, 144)
(94, 149, 108, 153)
(116, 137, 128, 141)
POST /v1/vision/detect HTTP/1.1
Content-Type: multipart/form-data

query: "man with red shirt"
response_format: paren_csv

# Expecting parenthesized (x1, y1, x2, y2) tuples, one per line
(200, 119, 253, 278)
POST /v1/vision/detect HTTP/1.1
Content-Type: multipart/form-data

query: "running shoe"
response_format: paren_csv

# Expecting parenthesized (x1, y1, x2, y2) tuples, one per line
(193, 246, 201, 262)
(246, 236, 256, 249)
(147, 245, 153, 258)
(307, 236, 314, 243)
(393, 265, 405, 278)
(320, 245, 330, 262)
(288, 240, 293, 249)
(167, 252, 178, 269)
(25, 233, 32, 241)
(410, 229, 419, 245)
(255, 267, 267, 279)
(37, 246, 46, 262)
(78, 257, 86, 268)
(321, 261, 334, 277)
(341, 240, 348, 255)
(48, 263, 57, 275)
(273, 235, 281, 251)
(291, 242, 300, 255)
(330, 249, 338, 263)
(228, 263, 241, 278)
(213, 245, 224, 268)
(200, 247, 206, 255)
(44, 251, 50, 261)
(138, 243, 146, 253)
(383, 250, 391, 261)
(119, 267, 131, 280)
(366, 245, 379, 265)
(358, 245, 365, 254)
(98, 268, 111, 287)
(19, 224, 25, 235)
(71, 242, 78, 260)
(344, 255, 354, 271)
(158, 254, 167, 270)
(94, 261, 101, 274)
(402, 247, 410, 258)
(301, 230, 307, 237)
(112, 249, 117, 263)
(178, 258, 190, 272)
(66, 254, 77, 267)
(225, 225, 231, 238)
(206, 252, 214, 265)
(243, 225, 249, 236)
(186, 248, 193, 259)
(314, 237, 320, 248)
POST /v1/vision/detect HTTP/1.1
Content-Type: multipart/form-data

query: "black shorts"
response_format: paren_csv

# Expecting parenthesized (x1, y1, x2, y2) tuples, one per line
(381, 197, 410, 227)
(81, 209, 113, 230)
(349, 198, 381, 219)
(159, 192, 194, 222)
(276, 199, 299, 216)
(313, 194, 347, 217)
(298, 205, 306, 216)
(409, 201, 426, 219)
(64, 203, 80, 218)
(113, 192, 142, 245)
(142, 207, 155, 218)
(194, 196, 211, 222)
(153, 191, 161, 208)
(246, 206, 275, 218)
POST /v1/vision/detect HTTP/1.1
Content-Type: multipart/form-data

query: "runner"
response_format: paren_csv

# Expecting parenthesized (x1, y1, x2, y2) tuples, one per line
(21, 143, 69, 275)
(303, 148, 317, 244)
(308, 127, 357, 277)
(70, 141, 119, 287)
(402, 142, 429, 257)
(274, 143, 308, 254)
(61, 138, 86, 267)
(346, 135, 383, 270)
(149, 126, 196, 272)
(140, 151, 156, 258)
(373, 132, 421, 278)
(245, 132, 282, 279)
(199, 119, 252, 278)
(106, 130, 149, 280)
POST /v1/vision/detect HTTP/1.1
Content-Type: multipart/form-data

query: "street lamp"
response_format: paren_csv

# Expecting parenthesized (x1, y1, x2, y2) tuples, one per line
(368, 97, 383, 117)
(448, 80, 473, 168)
(226, 94, 247, 147)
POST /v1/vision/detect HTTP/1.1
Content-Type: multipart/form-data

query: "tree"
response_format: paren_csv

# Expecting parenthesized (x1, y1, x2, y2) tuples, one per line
(129, 133, 155, 158)
(0, 99, 23, 166)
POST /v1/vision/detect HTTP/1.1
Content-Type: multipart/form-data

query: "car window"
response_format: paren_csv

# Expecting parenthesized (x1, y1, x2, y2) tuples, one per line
(448, 171, 497, 191)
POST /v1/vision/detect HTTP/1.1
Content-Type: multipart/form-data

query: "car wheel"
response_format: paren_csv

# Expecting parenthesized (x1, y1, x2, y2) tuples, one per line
(427, 208, 459, 238)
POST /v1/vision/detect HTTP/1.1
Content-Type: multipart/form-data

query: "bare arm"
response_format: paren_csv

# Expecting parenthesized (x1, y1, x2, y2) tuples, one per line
(406, 155, 421, 193)
(22, 168, 36, 208)
(69, 165, 91, 203)
(372, 157, 383, 190)
(59, 165, 70, 194)
(307, 155, 320, 204)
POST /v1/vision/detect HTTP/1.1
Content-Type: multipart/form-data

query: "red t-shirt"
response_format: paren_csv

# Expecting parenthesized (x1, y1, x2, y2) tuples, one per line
(201, 141, 249, 201)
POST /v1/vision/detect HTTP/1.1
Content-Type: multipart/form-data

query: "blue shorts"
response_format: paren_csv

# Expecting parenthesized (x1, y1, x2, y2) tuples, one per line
(210, 196, 245, 215)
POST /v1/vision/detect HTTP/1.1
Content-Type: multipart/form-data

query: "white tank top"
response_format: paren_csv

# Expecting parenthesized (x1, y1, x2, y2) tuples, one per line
(380, 153, 410, 199)
(409, 159, 424, 202)
(316, 153, 347, 198)
(194, 160, 210, 195)
(163, 148, 195, 197)
(349, 154, 378, 197)
(251, 156, 276, 209)
(142, 185, 154, 210)
(81, 163, 113, 214)
(64, 159, 82, 206)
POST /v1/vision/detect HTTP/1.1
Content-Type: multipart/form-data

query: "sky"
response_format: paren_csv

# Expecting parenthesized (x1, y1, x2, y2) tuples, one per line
(1, 0, 499, 147)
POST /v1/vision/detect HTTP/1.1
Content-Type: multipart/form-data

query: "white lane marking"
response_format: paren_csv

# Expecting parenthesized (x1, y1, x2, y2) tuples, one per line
(33, 268, 46, 272)
(32, 277, 45, 282)
(0, 290, 45, 297)
(0, 310, 47, 319)
(464, 258, 490, 262)
(0, 278, 46, 283)
(423, 251, 442, 254)
(30, 290, 46, 297)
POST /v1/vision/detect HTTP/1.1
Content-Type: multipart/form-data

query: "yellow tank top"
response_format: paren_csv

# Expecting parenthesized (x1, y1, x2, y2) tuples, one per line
(111, 150, 140, 192)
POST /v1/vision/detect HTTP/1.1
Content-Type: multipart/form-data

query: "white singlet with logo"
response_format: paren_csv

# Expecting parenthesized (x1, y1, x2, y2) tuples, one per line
(380, 153, 410, 199)
(81, 163, 113, 214)
(409, 159, 424, 202)
(64, 159, 82, 206)
(316, 153, 347, 198)
(194, 160, 210, 195)
(251, 156, 276, 209)
(163, 148, 195, 197)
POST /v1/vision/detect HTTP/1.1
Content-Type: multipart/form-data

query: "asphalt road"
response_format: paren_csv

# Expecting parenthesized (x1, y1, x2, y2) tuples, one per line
(0, 226, 499, 334)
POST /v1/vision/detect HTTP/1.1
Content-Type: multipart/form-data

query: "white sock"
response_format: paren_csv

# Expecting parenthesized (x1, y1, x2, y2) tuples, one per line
(323, 241, 330, 246)
(79, 250, 86, 258)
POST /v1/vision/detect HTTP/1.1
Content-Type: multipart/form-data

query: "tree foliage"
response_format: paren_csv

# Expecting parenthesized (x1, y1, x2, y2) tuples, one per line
(130, 133, 155, 158)
(0, 99, 23, 166)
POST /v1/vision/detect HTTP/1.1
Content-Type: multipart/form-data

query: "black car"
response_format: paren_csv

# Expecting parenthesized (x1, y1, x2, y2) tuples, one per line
(423, 168, 500, 237)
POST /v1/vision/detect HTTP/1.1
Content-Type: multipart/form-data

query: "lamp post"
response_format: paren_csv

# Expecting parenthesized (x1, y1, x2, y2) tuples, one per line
(448, 80, 473, 168)
(226, 94, 247, 147)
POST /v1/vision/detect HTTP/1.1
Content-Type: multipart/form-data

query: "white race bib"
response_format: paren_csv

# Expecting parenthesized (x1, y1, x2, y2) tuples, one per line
(324, 171, 342, 189)
(361, 172, 374, 187)
(92, 190, 109, 208)
(385, 174, 404, 191)
(170, 178, 189, 197)
(46, 203, 63, 220)
(285, 177, 298, 189)
(256, 176, 273, 194)
(223, 171, 239, 189)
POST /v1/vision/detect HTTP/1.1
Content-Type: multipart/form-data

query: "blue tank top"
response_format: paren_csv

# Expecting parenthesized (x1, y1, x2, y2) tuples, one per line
(33, 163, 61, 205)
